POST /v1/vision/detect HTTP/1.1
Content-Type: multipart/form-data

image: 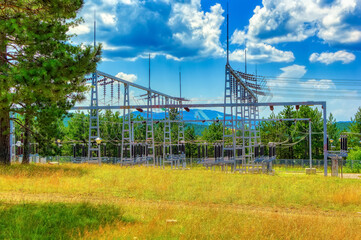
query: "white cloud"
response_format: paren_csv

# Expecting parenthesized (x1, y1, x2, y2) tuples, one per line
(168, 2, 225, 59)
(279, 64, 307, 79)
(241, 0, 361, 45)
(268, 64, 306, 88)
(231, 30, 246, 45)
(115, 72, 137, 82)
(309, 50, 356, 64)
(102, 0, 137, 5)
(68, 24, 91, 35)
(300, 79, 335, 90)
(100, 13, 117, 25)
(231, 29, 294, 64)
(230, 41, 294, 63)
(71, 0, 226, 61)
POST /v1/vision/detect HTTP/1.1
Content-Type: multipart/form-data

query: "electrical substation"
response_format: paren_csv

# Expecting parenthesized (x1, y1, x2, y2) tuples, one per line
(9, 5, 347, 178)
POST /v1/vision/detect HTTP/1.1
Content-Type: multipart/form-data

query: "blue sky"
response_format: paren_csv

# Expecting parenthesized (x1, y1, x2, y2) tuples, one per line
(70, 0, 361, 121)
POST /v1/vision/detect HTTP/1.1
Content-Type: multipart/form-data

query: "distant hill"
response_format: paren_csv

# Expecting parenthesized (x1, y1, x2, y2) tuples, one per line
(336, 121, 352, 132)
(133, 109, 224, 124)
(65, 110, 354, 135)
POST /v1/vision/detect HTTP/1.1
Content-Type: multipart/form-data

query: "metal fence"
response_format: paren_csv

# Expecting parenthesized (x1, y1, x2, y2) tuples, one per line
(12, 156, 361, 173)
(273, 159, 361, 172)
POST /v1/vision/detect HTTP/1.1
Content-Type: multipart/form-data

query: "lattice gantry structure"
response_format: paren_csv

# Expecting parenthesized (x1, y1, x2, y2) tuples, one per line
(223, 63, 271, 172)
(85, 71, 186, 165)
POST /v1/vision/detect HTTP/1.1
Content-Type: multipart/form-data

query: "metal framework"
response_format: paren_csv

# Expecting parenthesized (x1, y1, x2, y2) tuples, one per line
(89, 71, 186, 165)
(87, 71, 101, 164)
(10, 113, 15, 162)
(75, 101, 328, 176)
(78, 6, 328, 175)
(223, 64, 268, 172)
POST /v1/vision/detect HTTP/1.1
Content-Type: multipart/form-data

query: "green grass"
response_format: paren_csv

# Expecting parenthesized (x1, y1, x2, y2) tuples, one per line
(0, 202, 125, 240)
(0, 164, 360, 239)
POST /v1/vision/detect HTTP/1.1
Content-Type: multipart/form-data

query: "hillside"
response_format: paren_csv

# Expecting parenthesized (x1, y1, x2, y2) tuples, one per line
(67, 110, 352, 134)
(336, 121, 352, 132)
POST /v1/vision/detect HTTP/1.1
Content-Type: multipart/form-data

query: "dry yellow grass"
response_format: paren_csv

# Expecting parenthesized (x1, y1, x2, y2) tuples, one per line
(0, 164, 360, 239)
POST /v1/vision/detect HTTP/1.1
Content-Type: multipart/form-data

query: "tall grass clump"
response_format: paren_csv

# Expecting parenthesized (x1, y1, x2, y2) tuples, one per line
(0, 163, 87, 178)
(0, 202, 125, 239)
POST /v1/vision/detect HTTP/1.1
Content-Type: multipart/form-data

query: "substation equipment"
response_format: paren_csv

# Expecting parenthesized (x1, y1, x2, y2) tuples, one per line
(327, 135, 348, 177)
(72, 8, 329, 175)
(73, 69, 329, 175)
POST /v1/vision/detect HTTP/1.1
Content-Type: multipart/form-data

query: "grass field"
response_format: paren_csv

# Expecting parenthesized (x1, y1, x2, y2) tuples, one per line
(0, 164, 360, 239)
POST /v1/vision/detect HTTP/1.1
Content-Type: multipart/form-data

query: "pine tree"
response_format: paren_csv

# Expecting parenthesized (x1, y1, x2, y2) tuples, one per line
(0, 0, 101, 164)
(349, 107, 361, 148)
(327, 113, 339, 145)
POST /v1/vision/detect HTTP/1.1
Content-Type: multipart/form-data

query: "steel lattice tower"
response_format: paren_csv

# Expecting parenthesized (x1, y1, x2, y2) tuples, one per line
(87, 71, 101, 163)
(146, 91, 155, 164)
(222, 1, 265, 171)
(121, 83, 132, 163)
(163, 97, 172, 158)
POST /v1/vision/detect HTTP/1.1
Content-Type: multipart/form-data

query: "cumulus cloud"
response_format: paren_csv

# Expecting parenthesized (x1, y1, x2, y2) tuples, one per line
(169, 2, 225, 59)
(68, 24, 91, 35)
(71, 0, 225, 61)
(279, 64, 307, 79)
(115, 72, 137, 82)
(100, 13, 117, 25)
(230, 41, 294, 63)
(309, 50, 356, 64)
(240, 0, 361, 46)
(268, 64, 306, 88)
(300, 79, 335, 90)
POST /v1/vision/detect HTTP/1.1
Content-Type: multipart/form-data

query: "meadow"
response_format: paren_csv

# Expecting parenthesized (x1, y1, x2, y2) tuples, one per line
(0, 164, 360, 239)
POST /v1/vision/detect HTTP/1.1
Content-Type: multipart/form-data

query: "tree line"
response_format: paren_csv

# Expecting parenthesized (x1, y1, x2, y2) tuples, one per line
(13, 106, 361, 161)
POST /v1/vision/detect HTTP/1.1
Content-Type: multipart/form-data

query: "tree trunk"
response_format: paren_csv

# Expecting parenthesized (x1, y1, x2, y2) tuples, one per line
(22, 114, 31, 164)
(0, 21, 10, 165)
(0, 112, 11, 165)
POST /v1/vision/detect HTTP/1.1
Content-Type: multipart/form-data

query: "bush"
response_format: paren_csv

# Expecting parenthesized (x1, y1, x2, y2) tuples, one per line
(346, 148, 361, 173)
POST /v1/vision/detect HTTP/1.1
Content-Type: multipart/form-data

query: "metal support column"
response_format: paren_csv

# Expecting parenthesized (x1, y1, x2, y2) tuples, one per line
(121, 83, 132, 163)
(164, 97, 172, 159)
(309, 120, 312, 168)
(10, 113, 15, 162)
(178, 100, 185, 147)
(178, 72, 185, 148)
(223, 64, 235, 161)
(146, 91, 155, 164)
(87, 72, 101, 164)
(322, 103, 328, 176)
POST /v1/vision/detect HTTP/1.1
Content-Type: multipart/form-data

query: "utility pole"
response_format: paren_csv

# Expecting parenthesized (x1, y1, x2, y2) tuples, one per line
(149, 53, 151, 89)
(309, 120, 312, 168)
(87, 10, 101, 164)
(226, 0, 229, 65)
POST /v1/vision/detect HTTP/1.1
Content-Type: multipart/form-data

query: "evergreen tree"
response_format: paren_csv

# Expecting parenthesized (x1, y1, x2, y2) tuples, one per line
(201, 121, 223, 143)
(0, 0, 101, 164)
(349, 107, 361, 148)
(327, 113, 339, 147)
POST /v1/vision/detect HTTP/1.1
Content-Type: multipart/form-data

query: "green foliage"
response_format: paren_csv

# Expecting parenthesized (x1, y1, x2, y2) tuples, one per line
(350, 107, 361, 133)
(336, 122, 351, 132)
(0, 0, 101, 164)
(201, 120, 223, 143)
(260, 106, 332, 159)
(327, 113, 339, 143)
(0, 202, 125, 239)
(346, 148, 361, 173)
(348, 107, 361, 149)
